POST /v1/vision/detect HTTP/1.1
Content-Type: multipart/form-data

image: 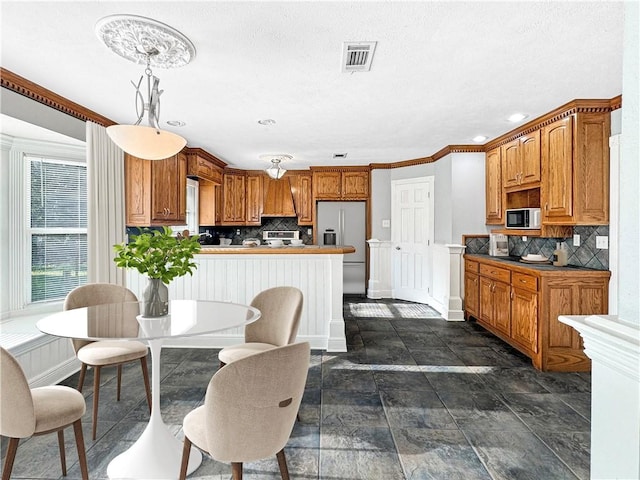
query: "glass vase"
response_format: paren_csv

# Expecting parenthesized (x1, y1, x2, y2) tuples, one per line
(142, 278, 169, 317)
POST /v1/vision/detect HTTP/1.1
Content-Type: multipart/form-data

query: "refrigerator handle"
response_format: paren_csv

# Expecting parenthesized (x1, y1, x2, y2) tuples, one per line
(339, 209, 345, 245)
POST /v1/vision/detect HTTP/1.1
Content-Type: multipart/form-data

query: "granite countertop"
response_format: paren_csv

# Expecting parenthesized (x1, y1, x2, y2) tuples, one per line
(464, 253, 610, 274)
(197, 245, 356, 255)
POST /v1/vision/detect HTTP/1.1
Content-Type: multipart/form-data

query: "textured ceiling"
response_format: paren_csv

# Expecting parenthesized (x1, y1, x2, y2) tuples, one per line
(0, 1, 624, 170)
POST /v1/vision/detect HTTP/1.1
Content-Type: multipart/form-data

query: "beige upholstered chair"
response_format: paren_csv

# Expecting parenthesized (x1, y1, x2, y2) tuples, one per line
(64, 283, 152, 440)
(218, 286, 303, 367)
(179, 342, 310, 480)
(0, 347, 89, 480)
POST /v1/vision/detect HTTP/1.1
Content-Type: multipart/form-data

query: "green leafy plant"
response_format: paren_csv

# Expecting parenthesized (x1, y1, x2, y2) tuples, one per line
(113, 227, 201, 284)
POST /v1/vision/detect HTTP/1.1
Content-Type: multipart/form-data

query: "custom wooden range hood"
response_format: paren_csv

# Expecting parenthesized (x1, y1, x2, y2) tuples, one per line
(262, 176, 297, 217)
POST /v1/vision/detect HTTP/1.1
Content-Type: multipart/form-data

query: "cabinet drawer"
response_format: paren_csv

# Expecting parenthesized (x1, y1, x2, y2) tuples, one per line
(465, 259, 480, 273)
(479, 264, 511, 283)
(512, 272, 538, 292)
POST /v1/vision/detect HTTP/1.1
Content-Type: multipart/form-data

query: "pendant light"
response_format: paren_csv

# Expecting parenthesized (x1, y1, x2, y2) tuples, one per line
(262, 154, 292, 180)
(95, 15, 195, 160)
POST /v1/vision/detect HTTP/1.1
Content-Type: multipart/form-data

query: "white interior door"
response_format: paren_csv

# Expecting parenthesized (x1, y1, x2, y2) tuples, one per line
(391, 176, 434, 303)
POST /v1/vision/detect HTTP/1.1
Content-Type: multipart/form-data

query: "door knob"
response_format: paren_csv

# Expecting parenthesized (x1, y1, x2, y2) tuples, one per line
(395, 246, 401, 250)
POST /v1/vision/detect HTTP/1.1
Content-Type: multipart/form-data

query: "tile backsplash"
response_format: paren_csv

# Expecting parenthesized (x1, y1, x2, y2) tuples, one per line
(464, 225, 610, 270)
(200, 218, 313, 245)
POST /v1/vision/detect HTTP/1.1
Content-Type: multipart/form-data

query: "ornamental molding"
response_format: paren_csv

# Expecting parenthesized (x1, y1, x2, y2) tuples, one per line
(1, 68, 115, 127)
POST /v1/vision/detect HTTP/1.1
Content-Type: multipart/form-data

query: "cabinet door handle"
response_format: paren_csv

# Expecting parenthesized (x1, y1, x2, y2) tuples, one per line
(545, 203, 549, 211)
(511, 290, 514, 299)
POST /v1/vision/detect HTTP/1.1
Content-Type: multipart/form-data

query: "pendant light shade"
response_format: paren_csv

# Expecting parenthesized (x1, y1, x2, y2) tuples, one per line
(106, 125, 187, 160)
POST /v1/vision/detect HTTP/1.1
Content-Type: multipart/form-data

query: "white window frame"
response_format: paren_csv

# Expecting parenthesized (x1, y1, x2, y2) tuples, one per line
(3, 136, 86, 317)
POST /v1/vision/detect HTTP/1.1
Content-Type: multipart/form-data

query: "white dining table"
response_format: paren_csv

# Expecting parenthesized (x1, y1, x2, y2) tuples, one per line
(37, 299, 260, 480)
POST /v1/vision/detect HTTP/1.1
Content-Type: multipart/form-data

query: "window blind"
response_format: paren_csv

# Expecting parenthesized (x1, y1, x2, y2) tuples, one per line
(29, 157, 88, 302)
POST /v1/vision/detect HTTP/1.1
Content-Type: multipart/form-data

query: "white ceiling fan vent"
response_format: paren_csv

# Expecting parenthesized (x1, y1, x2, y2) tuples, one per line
(342, 41, 377, 73)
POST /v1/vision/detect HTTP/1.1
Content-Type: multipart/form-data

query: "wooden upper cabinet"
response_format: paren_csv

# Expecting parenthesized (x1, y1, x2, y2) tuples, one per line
(245, 174, 263, 225)
(198, 182, 216, 226)
(520, 130, 541, 185)
(313, 171, 342, 199)
(313, 169, 369, 200)
(186, 149, 223, 184)
(541, 116, 574, 221)
(291, 172, 313, 225)
(485, 147, 503, 224)
(502, 130, 541, 189)
(151, 153, 187, 223)
(342, 171, 369, 199)
(573, 112, 610, 224)
(502, 139, 521, 188)
(125, 152, 187, 226)
(221, 172, 246, 224)
(541, 112, 609, 225)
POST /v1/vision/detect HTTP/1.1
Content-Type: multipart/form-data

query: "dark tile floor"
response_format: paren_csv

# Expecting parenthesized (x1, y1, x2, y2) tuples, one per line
(2, 297, 591, 479)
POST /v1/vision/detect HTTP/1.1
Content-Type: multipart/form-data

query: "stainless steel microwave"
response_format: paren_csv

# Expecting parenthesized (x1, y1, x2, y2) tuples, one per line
(505, 208, 541, 229)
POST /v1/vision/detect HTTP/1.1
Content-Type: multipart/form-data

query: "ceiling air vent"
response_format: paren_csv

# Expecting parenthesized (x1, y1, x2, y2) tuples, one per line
(342, 41, 377, 73)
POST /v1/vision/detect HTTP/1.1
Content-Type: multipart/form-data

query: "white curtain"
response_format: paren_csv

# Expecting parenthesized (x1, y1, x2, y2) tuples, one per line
(86, 121, 126, 285)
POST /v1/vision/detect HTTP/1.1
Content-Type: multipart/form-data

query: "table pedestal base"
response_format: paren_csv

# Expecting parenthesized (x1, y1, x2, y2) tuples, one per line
(107, 336, 202, 479)
(107, 414, 202, 479)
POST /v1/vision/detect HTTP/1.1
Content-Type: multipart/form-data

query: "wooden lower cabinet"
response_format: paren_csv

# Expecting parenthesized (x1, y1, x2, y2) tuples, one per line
(464, 254, 610, 371)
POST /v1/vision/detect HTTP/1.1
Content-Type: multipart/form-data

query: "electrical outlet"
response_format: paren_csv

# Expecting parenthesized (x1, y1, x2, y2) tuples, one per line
(573, 234, 580, 247)
(236, 229, 241, 235)
(596, 236, 609, 249)
(382, 219, 391, 228)
(307, 228, 312, 235)
(522, 236, 527, 242)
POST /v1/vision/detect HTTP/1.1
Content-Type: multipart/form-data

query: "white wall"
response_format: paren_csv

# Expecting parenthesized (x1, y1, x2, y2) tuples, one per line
(370, 168, 392, 240)
(372, 152, 487, 245)
(451, 152, 489, 243)
(618, 0, 640, 324)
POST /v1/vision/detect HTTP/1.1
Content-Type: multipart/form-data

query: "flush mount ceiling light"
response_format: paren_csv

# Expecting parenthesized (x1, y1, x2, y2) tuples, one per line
(508, 113, 529, 123)
(95, 15, 196, 160)
(261, 154, 292, 180)
(473, 135, 488, 143)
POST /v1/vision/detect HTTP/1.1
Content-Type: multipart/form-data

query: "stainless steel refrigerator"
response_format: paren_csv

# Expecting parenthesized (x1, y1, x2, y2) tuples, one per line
(316, 201, 367, 295)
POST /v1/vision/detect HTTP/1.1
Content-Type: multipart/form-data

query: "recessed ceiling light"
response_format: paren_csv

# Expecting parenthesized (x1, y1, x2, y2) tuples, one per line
(473, 135, 488, 143)
(258, 119, 276, 126)
(508, 113, 528, 123)
(166, 120, 186, 127)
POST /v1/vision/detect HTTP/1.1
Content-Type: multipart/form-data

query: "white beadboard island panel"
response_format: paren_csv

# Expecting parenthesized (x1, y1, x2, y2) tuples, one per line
(126, 253, 348, 351)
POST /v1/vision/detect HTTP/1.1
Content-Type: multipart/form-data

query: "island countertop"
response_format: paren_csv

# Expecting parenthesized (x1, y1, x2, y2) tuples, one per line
(196, 245, 356, 254)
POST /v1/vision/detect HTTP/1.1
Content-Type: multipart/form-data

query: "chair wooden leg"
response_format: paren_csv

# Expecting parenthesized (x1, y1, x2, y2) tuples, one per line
(73, 419, 89, 480)
(178, 437, 192, 480)
(1, 438, 19, 480)
(276, 449, 290, 480)
(231, 462, 243, 480)
(116, 364, 122, 401)
(77, 363, 87, 392)
(140, 357, 152, 414)
(92, 366, 101, 440)
(57, 429, 67, 475)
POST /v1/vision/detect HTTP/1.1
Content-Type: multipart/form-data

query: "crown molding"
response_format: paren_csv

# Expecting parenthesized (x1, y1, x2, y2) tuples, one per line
(184, 147, 227, 168)
(484, 96, 621, 151)
(309, 165, 371, 172)
(1, 68, 115, 127)
(370, 145, 485, 170)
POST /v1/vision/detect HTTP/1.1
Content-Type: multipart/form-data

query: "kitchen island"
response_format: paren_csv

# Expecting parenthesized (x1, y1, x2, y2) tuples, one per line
(125, 245, 356, 351)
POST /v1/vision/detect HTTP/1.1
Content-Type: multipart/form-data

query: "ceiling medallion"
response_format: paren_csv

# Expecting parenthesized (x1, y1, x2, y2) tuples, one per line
(95, 14, 196, 68)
